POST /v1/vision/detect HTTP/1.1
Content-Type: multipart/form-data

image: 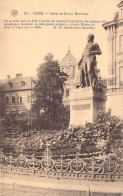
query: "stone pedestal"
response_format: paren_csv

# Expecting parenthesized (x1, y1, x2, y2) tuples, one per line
(69, 86, 107, 126)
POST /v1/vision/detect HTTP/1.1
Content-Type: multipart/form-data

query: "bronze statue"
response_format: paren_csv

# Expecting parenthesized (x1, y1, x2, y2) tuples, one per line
(78, 34, 102, 87)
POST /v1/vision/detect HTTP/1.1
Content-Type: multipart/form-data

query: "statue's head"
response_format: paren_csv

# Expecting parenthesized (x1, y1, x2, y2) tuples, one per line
(87, 34, 94, 42)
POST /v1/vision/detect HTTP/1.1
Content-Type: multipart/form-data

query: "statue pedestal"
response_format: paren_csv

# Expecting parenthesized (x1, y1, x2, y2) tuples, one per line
(69, 86, 107, 126)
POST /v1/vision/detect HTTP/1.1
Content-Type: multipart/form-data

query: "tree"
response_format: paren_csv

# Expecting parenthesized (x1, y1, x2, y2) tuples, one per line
(0, 84, 2, 116)
(33, 53, 68, 130)
(1, 112, 30, 134)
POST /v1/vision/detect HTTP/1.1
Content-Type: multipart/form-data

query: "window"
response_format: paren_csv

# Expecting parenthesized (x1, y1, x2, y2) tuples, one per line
(12, 96, 15, 103)
(107, 77, 116, 86)
(112, 66, 116, 75)
(19, 97, 22, 103)
(112, 77, 116, 86)
(121, 9, 123, 18)
(62, 68, 65, 72)
(119, 35, 123, 52)
(108, 67, 112, 75)
(5, 96, 9, 103)
(73, 67, 76, 75)
(67, 67, 73, 76)
(120, 66, 123, 86)
(66, 89, 69, 97)
(108, 39, 113, 61)
(28, 96, 31, 103)
(21, 81, 25, 86)
(8, 82, 12, 87)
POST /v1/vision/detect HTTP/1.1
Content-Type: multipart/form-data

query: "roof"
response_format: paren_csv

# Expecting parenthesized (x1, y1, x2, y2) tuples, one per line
(117, 0, 123, 8)
(0, 76, 37, 92)
(102, 1, 122, 29)
(60, 49, 78, 67)
(102, 20, 118, 29)
(102, 11, 119, 29)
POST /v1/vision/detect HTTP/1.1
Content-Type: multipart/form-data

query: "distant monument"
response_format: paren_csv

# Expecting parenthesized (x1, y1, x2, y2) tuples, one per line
(69, 34, 107, 126)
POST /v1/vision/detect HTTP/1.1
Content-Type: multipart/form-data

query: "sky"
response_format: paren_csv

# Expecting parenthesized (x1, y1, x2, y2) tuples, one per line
(0, 0, 120, 79)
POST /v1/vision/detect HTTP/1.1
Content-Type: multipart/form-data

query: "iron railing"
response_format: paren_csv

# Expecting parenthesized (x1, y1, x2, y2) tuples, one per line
(0, 146, 123, 181)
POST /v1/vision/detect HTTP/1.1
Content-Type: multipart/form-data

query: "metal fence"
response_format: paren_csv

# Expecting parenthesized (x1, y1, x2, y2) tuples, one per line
(0, 146, 123, 181)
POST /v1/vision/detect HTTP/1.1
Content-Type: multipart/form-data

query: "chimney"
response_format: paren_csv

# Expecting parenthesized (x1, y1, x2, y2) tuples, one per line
(16, 73, 23, 78)
(7, 75, 10, 79)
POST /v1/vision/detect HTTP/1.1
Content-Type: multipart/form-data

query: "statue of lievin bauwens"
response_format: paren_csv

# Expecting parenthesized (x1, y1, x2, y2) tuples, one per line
(78, 34, 102, 88)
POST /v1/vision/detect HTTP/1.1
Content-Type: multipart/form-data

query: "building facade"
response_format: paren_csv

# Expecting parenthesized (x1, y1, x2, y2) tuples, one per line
(103, 0, 123, 120)
(0, 74, 36, 119)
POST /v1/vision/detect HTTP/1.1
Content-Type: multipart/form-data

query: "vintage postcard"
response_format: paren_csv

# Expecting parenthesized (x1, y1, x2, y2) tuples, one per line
(0, 0, 123, 195)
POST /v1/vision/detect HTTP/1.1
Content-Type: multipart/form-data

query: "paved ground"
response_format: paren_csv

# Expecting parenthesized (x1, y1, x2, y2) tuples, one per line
(0, 172, 123, 196)
(0, 188, 45, 196)
(0, 187, 122, 196)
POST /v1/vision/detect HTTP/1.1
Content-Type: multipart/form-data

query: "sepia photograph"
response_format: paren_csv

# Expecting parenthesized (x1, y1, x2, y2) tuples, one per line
(0, 0, 123, 195)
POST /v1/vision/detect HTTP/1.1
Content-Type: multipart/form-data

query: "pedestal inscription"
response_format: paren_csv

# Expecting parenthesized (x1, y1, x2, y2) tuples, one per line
(69, 87, 107, 126)
(72, 104, 91, 110)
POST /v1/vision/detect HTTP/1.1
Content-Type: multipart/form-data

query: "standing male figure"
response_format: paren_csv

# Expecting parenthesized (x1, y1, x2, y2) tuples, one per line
(78, 34, 102, 87)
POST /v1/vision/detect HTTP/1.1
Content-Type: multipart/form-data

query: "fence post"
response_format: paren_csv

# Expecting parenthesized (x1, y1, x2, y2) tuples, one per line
(19, 149, 23, 175)
(46, 143, 49, 177)
(92, 157, 95, 180)
(86, 185, 90, 196)
(32, 154, 35, 175)
(0, 149, 3, 173)
(61, 155, 63, 177)
(10, 152, 12, 172)
(109, 153, 111, 180)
